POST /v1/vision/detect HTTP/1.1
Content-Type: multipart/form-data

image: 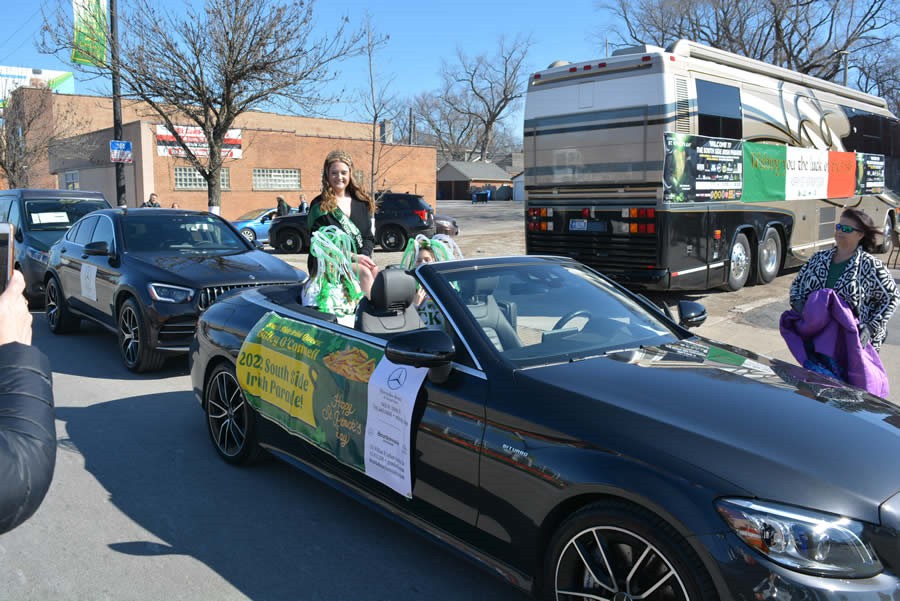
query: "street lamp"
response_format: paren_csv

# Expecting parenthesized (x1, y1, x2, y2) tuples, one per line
(838, 50, 850, 87)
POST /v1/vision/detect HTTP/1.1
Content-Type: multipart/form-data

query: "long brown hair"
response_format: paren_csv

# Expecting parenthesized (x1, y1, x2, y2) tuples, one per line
(841, 208, 880, 253)
(319, 150, 376, 214)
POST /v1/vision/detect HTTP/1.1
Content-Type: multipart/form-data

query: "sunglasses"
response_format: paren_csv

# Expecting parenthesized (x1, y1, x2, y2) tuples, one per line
(835, 223, 860, 234)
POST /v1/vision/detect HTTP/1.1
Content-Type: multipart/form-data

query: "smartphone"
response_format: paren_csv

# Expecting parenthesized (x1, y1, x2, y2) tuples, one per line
(0, 223, 14, 293)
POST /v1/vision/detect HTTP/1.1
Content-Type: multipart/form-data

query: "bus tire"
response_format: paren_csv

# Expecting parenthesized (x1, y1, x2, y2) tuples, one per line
(757, 228, 782, 284)
(725, 233, 751, 291)
(877, 213, 894, 254)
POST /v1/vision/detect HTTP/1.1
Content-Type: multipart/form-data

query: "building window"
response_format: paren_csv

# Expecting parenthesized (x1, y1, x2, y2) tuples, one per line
(64, 171, 79, 190)
(252, 168, 301, 190)
(174, 167, 231, 190)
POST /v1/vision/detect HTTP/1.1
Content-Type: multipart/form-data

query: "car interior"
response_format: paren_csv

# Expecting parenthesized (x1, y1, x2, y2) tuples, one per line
(457, 276, 522, 351)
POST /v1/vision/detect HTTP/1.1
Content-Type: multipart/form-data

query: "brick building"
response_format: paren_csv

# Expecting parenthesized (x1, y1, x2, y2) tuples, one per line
(13, 88, 436, 219)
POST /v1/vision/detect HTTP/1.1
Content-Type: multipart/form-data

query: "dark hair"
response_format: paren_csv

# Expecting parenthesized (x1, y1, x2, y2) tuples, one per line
(841, 208, 880, 253)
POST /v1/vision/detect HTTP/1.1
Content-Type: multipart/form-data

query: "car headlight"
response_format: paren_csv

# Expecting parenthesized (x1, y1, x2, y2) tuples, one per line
(717, 498, 882, 578)
(148, 283, 194, 303)
(27, 248, 49, 264)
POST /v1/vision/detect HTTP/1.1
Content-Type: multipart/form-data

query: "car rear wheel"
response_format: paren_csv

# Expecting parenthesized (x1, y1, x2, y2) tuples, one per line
(724, 232, 751, 291)
(379, 226, 407, 252)
(205, 361, 264, 465)
(118, 297, 166, 372)
(278, 229, 305, 253)
(45, 276, 80, 334)
(240, 228, 256, 243)
(544, 501, 716, 601)
(756, 227, 782, 284)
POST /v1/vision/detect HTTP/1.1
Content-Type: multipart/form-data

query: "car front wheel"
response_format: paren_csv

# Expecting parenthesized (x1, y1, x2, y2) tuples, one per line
(379, 226, 407, 252)
(45, 276, 80, 333)
(544, 501, 716, 601)
(205, 361, 264, 465)
(118, 297, 165, 372)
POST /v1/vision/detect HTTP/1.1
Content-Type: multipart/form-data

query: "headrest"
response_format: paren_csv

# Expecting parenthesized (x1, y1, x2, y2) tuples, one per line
(371, 268, 417, 312)
(459, 276, 499, 299)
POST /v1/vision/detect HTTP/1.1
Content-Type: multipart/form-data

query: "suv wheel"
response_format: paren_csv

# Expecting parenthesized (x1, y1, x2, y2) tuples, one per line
(379, 226, 407, 252)
(278, 229, 305, 253)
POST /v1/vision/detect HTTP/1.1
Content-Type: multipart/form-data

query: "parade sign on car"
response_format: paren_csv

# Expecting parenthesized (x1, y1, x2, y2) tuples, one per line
(236, 312, 425, 498)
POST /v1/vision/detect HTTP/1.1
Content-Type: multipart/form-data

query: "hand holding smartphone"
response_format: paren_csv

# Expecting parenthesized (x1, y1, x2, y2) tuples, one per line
(0, 223, 32, 346)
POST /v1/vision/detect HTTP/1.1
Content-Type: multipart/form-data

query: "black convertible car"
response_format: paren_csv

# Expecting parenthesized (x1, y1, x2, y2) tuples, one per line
(190, 255, 900, 600)
(45, 208, 303, 372)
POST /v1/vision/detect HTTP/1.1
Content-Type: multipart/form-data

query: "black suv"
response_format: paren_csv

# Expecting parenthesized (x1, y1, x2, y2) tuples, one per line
(0, 189, 111, 303)
(375, 192, 435, 251)
(270, 193, 436, 253)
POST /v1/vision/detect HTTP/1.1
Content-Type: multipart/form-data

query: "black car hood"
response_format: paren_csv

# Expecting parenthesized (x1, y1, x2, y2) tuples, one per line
(517, 337, 900, 523)
(127, 250, 300, 287)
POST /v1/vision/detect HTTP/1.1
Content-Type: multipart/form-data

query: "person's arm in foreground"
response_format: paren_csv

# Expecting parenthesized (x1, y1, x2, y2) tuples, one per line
(0, 271, 56, 535)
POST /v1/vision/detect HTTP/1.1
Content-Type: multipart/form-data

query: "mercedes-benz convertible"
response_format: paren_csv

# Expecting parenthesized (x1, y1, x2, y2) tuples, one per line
(190, 255, 900, 600)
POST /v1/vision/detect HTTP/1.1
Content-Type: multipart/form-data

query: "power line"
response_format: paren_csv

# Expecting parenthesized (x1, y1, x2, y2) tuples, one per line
(0, 5, 45, 65)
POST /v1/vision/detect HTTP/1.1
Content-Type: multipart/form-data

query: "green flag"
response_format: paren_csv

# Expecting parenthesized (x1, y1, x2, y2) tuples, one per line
(743, 142, 786, 202)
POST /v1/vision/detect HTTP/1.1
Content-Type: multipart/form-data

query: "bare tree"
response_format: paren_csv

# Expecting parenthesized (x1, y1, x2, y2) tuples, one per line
(0, 87, 96, 188)
(855, 40, 900, 114)
(354, 16, 413, 198)
(42, 0, 365, 212)
(600, 0, 897, 83)
(444, 35, 532, 161)
(411, 87, 479, 162)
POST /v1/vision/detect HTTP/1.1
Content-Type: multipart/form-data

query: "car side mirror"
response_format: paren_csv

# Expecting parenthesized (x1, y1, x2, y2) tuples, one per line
(84, 240, 111, 256)
(385, 329, 455, 384)
(678, 300, 707, 328)
(14, 228, 23, 243)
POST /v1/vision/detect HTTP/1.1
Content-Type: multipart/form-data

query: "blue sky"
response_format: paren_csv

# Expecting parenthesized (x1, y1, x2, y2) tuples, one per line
(0, 0, 618, 128)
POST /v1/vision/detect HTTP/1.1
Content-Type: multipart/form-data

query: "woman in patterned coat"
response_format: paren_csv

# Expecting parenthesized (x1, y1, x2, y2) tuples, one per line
(789, 208, 899, 350)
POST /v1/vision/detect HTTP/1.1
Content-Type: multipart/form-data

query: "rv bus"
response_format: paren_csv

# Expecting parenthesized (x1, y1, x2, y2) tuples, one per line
(523, 39, 899, 291)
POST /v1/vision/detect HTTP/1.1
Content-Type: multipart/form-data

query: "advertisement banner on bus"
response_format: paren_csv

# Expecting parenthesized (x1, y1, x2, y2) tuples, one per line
(742, 143, 787, 202)
(827, 152, 857, 198)
(856, 154, 885, 195)
(663, 133, 743, 203)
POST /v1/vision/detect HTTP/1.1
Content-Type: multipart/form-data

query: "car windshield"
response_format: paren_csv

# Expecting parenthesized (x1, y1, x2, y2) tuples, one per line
(24, 198, 109, 231)
(123, 213, 249, 254)
(432, 260, 680, 368)
(235, 208, 271, 221)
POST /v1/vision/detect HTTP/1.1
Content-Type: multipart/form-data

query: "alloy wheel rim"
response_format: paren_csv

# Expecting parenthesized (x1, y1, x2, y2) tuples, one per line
(555, 526, 689, 601)
(242, 229, 255, 242)
(207, 370, 246, 456)
(120, 307, 140, 365)
(46, 281, 59, 329)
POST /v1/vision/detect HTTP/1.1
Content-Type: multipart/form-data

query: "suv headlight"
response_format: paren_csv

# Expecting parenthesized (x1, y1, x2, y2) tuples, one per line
(148, 283, 194, 304)
(717, 498, 882, 578)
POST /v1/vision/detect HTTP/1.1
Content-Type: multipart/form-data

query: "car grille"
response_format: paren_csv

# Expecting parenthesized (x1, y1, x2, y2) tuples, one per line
(158, 316, 198, 347)
(198, 282, 294, 311)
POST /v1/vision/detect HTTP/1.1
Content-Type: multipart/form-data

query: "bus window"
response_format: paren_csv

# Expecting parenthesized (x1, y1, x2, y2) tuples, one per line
(696, 79, 742, 139)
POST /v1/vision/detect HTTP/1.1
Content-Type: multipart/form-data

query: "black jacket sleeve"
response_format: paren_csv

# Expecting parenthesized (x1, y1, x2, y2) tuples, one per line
(0, 342, 56, 535)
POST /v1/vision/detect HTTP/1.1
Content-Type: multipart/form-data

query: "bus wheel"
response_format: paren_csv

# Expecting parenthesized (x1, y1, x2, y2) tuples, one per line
(725, 233, 751, 291)
(878, 213, 894, 254)
(757, 228, 782, 284)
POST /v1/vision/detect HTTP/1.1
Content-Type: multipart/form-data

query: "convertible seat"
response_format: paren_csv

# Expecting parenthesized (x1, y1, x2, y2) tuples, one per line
(356, 268, 424, 336)
(460, 277, 521, 351)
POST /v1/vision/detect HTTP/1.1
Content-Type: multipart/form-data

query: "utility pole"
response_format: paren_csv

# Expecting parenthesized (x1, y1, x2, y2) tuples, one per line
(110, 0, 126, 206)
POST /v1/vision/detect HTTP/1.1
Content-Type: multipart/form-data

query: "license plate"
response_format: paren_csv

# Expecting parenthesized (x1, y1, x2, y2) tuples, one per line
(569, 219, 587, 231)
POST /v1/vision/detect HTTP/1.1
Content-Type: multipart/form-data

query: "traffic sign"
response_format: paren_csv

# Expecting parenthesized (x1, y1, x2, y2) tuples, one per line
(110, 140, 133, 164)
